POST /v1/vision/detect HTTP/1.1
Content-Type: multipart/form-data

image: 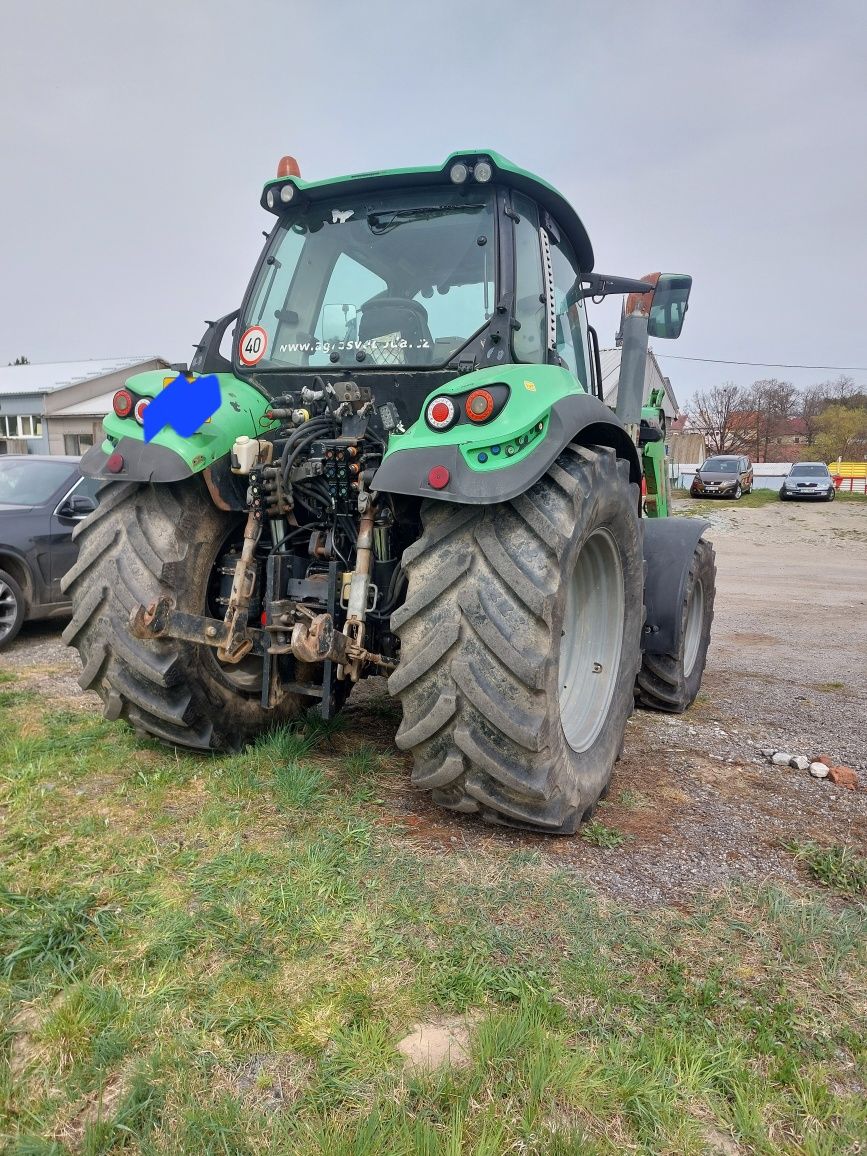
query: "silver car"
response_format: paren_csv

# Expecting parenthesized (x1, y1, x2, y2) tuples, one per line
(779, 461, 836, 501)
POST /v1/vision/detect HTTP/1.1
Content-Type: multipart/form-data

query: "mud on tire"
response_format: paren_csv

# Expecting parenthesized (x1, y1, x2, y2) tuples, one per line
(389, 444, 643, 834)
(61, 478, 302, 750)
(635, 538, 715, 713)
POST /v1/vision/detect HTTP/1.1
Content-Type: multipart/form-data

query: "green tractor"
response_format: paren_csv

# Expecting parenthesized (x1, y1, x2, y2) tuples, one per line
(62, 151, 714, 834)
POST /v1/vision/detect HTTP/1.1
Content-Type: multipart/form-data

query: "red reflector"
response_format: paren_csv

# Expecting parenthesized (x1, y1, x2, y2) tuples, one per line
(106, 452, 124, 474)
(466, 389, 494, 422)
(430, 401, 451, 424)
(277, 155, 301, 177)
(428, 466, 450, 490)
(134, 398, 149, 425)
(113, 389, 133, 418)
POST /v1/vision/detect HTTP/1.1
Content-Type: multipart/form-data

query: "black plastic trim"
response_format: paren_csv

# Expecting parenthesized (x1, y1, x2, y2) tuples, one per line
(79, 439, 195, 484)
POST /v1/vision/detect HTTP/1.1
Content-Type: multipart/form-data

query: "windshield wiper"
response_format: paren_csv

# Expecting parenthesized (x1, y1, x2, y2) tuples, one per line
(367, 203, 485, 235)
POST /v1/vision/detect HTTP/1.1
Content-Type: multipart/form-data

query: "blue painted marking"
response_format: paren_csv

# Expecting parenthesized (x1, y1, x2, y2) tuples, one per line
(142, 373, 221, 442)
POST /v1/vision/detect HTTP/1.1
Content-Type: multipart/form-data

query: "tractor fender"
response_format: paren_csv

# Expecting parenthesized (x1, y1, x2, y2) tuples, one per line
(372, 391, 641, 505)
(80, 437, 195, 483)
(641, 517, 710, 655)
(77, 369, 278, 488)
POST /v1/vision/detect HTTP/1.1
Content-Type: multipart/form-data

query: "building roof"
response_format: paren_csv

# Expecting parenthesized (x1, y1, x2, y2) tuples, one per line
(598, 347, 680, 415)
(51, 391, 116, 418)
(0, 357, 160, 397)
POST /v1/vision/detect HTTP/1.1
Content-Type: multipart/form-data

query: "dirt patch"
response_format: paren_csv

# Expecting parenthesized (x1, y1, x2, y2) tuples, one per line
(54, 1070, 128, 1151)
(217, 1052, 313, 1112)
(9, 1004, 45, 1081)
(396, 1014, 477, 1071)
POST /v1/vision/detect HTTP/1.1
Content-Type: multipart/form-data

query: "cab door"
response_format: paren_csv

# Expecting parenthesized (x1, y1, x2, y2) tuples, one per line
(48, 476, 100, 599)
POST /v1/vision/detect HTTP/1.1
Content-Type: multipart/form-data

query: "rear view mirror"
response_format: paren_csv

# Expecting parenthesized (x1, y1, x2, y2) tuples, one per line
(60, 495, 97, 519)
(648, 274, 692, 339)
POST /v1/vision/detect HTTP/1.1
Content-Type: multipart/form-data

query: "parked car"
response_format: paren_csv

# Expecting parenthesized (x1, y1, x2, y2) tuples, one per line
(690, 454, 753, 499)
(779, 461, 836, 501)
(0, 456, 101, 648)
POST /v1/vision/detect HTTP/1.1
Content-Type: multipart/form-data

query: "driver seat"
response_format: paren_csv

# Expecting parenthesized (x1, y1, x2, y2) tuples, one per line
(357, 297, 434, 365)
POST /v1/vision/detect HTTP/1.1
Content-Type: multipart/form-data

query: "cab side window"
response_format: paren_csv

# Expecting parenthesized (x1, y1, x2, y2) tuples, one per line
(549, 230, 588, 386)
(511, 193, 546, 364)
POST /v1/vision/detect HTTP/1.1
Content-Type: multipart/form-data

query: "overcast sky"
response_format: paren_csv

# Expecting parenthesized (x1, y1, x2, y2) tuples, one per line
(2, 0, 865, 407)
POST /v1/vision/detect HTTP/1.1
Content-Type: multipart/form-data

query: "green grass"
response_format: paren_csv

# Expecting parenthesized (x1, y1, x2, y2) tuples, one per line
(785, 841, 867, 897)
(580, 820, 629, 849)
(1, 698, 866, 1154)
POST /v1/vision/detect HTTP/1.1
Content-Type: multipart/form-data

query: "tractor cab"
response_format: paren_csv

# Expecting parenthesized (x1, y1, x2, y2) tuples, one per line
(211, 153, 603, 417)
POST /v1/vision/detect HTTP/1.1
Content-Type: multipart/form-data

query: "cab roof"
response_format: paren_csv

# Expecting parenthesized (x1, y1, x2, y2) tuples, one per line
(261, 150, 595, 272)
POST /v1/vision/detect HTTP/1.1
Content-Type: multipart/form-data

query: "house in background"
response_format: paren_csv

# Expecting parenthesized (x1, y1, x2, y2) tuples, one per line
(0, 357, 168, 455)
(667, 413, 707, 472)
(598, 347, 680, 420)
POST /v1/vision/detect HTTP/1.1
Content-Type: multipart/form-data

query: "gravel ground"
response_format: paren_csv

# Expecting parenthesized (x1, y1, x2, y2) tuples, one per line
(2, 497, 865, 908)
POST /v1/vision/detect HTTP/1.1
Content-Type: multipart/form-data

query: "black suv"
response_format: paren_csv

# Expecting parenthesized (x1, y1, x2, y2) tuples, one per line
(0, 456, 100, 648)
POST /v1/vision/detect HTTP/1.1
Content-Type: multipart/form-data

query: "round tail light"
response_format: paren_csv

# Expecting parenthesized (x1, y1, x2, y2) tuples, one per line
(426, 396, 456, 430)
(134, 398, 150, 425)
(465, 389, 495, 422)
(112, 389, 134, 418)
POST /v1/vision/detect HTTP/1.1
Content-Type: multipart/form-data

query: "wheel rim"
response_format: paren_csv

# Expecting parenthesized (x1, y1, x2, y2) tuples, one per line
(0, 578, 18, 642)
(558, 528, 624, 753)
(682, 577, 705, 678)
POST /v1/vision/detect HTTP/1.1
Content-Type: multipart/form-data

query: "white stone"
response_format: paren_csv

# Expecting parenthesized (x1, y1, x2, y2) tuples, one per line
(789, 756, 810, 771)
(771, 752, 792, 765)
(809, 763, 830, 779)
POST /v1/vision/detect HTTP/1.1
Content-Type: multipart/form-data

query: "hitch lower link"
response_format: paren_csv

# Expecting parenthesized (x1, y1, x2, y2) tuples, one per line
(128, 600, 394, 674)
(129, 504, 395, 678)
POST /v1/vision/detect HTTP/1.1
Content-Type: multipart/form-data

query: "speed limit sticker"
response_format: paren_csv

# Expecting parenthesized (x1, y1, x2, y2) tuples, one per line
(239, 325, 268, 366)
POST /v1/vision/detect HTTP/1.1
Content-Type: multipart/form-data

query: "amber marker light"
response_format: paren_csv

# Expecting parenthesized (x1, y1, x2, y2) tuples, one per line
(465, 389, 495, 422)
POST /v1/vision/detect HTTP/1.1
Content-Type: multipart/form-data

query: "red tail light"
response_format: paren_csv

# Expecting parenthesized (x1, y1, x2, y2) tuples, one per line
(426, 396, 456, 430)
(465, 389, 495, 422)
(134, 398, 149, 425)
(113, 389, 134, 418)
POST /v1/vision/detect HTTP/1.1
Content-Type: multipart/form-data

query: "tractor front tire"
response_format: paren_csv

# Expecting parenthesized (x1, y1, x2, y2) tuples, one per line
(635, 538, 715, 713)
(61, 478, 302, 750)
(390, 445, 643, 834)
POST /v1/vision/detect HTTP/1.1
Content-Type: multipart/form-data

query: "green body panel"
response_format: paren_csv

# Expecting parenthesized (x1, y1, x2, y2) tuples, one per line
(261, 150, 595, 271)
(265, 151, 562, 208)
(381, 364, 584, 473)
(99, 370, 280, 472)
(641, 387, 670, 518)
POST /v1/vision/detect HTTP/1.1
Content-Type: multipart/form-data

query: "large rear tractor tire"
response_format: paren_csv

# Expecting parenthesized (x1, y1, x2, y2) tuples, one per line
(390, 445, 643, 834)
(61, 478, 302, 750)
(635, 538, 715, 713)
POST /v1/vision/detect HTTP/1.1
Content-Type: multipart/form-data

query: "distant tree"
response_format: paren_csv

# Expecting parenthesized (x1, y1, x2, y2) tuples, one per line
(742, 379, 799, 460)
(800, 385, 826, 446)
(813, 404, 867, 463)
(821, 374, 856, 404)
(7, 355, 29, 365)
(688, 383, 750, 454)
